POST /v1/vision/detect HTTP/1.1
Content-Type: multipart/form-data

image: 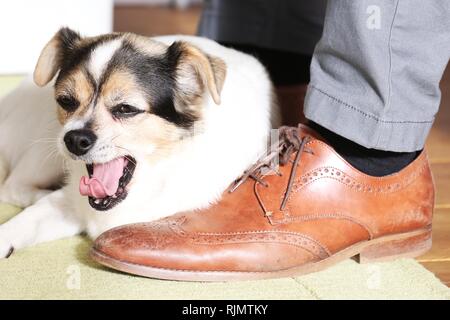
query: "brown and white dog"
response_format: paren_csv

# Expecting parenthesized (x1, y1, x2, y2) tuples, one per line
(0, 28, 279, 258)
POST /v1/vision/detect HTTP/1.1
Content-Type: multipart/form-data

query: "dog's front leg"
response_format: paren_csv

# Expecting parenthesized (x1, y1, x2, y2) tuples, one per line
(0, 188, 82, 258)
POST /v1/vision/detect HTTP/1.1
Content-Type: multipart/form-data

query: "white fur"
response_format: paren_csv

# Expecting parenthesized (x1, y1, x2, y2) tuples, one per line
(88, 39, 123, 82)
(0, 79, 63, 207)
(0, 35, 279, 257)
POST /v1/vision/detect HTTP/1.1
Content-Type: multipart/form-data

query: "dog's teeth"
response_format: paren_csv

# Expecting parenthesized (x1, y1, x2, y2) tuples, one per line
(118, 187, 123, 193)
(112, 195, 117, 199)
(103, 199, 108, 205)
(94, 199, 100, 204)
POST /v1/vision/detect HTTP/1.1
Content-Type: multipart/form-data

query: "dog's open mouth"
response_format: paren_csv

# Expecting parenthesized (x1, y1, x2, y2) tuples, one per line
(79, 156, 136, 211)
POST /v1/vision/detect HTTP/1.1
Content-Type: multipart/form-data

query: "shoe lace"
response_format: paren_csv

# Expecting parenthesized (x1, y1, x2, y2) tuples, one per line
(229, 125, 313, 217)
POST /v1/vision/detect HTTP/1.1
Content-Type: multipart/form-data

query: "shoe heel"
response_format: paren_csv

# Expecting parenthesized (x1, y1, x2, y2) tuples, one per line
(357, 228, 432, 264)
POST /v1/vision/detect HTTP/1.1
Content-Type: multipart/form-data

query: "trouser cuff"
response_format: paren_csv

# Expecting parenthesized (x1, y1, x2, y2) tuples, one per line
(304, 85, 433, 152)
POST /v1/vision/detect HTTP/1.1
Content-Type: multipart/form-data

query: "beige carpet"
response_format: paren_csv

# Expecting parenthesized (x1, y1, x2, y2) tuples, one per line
(1, 76, 449, 299)
(0, 204, 449, 300)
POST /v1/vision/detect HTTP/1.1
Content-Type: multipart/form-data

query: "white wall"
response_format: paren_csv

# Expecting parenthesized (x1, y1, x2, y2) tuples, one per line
(0, 0, 114, 74)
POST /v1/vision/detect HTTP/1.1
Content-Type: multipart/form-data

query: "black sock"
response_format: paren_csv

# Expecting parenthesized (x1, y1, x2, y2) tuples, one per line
(308, 122, 421, 177)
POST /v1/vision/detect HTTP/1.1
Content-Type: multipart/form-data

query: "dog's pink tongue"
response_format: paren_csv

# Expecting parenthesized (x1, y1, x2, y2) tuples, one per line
(79, 157, 126, 199)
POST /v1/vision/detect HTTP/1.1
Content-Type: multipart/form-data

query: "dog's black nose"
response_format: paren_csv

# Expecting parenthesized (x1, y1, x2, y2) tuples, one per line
(64, 129, 97, 156)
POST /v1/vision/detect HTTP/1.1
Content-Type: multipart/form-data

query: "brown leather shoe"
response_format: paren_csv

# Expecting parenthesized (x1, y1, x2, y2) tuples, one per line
(91, 125, 434, 281)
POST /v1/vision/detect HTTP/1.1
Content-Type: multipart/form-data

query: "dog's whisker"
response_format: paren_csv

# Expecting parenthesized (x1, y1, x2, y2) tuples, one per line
(124, 155, 137, 166)
(61, 158, 70, 174)
(41, 147, 60, 166)
(111, 134, 121, 142)
(115, 145, 131, 152)
(115, 146, 136, 164)
(26, 137, 58, 149)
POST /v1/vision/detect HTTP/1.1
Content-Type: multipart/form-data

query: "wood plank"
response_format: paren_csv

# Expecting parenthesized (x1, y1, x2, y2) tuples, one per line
(417, 208, 450, 287)
(417, 209, 450, 262)
(420, 261, 450, 286)
(426, 65, 450, 163)
(114, 5, 202, 36)
(430, 163, 450, 208)
(0, 76, 24, 98)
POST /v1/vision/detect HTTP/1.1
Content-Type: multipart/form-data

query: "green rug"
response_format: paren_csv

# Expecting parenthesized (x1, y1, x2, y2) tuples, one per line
(0, 204, 449, 300)
(1, 76, 449, 299)
(0, 75, 23, 98)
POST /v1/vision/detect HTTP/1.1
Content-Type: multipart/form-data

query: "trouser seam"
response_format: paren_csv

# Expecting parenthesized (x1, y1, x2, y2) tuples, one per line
(379, 0, 400, 146)
(386, 0, 400, 112)
(309, 85, 434, 124)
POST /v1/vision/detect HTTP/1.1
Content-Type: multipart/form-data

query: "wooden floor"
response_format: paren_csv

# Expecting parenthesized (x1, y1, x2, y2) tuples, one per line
(114, 5, 202, 36)
(417, 66, 450, 287)
(114, 5, 450, 286)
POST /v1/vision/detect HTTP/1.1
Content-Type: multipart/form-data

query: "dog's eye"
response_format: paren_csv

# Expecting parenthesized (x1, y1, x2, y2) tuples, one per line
(56, 96, 79, 112)
(111, 104, 143, 118)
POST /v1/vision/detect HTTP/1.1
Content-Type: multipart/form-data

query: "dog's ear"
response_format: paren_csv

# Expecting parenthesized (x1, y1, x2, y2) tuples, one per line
(34, 27, 81, 87)
(168, 41, 227, 105)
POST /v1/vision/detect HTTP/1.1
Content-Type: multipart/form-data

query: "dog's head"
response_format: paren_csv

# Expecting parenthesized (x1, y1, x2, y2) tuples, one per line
(34, 28, 226, 211)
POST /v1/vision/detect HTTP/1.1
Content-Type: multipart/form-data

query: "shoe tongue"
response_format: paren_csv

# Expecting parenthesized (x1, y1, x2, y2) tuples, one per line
(297, 123, 324, 141)
(79, 157, 127, 199)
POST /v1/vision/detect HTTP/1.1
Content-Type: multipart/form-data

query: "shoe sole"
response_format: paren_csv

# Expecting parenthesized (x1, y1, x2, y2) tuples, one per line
(90, 226, 432, 282)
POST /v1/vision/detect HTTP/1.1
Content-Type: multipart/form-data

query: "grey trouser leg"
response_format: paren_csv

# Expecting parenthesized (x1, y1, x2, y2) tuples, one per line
(304, 0, 450, 152)
(198, 0, 326, 55)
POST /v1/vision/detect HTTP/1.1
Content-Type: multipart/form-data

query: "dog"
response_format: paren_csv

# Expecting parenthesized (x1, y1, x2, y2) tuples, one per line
(0, 28, 279, 258)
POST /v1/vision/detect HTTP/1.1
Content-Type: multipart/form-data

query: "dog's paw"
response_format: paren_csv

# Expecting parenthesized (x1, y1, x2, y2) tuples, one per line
(0, 156, 8, 186)
(0, 236, 14, 259)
